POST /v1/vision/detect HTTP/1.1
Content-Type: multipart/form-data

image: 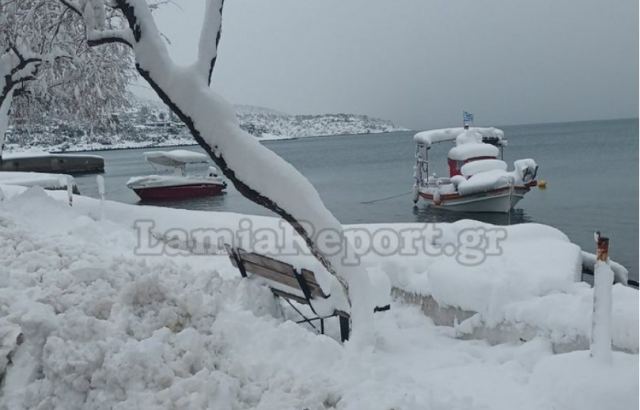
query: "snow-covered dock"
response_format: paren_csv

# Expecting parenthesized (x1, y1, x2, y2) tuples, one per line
(0, 184, 637, 410)
(0, 152, 104, 174)
(0, 172, 78, 193)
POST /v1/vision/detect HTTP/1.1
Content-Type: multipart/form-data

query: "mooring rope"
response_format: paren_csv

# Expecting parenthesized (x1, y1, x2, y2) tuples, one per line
(360, 190, 412, 204)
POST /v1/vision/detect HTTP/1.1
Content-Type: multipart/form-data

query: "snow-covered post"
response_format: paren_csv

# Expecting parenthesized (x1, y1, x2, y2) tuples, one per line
(590, 232, 613, 363)
(66, 175, 74, 207)
(62, 0, 376, 342)
(96, 175, 105, 220)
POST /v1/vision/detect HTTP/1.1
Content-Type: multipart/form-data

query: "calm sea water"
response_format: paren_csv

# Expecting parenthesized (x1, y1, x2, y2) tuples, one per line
(74, 118, 639, 278)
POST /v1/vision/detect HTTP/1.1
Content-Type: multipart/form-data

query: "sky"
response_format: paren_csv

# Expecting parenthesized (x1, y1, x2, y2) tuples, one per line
(142, 0, 639, 129)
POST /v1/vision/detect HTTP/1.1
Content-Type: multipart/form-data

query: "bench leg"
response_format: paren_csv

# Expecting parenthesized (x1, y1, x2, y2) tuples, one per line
(339, 316, 350, 342)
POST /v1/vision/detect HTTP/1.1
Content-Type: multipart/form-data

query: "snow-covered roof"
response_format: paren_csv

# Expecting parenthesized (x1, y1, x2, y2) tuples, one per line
(414, 127, 505, 146)
(448, 143, 499, 161)
(144, 150, 209, 167)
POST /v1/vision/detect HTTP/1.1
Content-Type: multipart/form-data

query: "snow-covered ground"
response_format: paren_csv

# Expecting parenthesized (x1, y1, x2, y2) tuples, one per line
(0, 185, 637, 410)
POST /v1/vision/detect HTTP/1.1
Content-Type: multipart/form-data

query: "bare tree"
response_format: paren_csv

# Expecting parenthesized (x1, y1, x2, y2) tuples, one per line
(59, 0, 375, 338)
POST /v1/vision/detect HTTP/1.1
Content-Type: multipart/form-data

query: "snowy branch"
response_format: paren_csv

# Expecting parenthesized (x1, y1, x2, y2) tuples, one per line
(58, 0, 82, 15)
(197, 0, 225, 85)
(86, 28, 134, 47)
(80, 1, 134, 48)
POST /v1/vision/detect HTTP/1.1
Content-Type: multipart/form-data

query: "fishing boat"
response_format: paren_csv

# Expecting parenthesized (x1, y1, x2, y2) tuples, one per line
(127, 150, 226, 200)
(412, 125, 538, 213)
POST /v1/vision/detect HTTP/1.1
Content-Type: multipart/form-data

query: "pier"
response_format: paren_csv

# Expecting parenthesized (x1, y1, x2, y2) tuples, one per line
(0, 153, 104, 174)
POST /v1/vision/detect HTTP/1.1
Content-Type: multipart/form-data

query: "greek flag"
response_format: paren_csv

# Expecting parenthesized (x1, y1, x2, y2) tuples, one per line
(463, 111, 474, 124)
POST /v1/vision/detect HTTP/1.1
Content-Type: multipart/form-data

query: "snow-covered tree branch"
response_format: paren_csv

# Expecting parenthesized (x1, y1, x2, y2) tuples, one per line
(197, 0, 224, 85)
(62, 0, 375, 339)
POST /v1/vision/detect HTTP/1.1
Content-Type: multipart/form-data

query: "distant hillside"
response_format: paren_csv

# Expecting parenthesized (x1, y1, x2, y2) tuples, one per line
(4, 102, 407, 153)
(235, 106, 406, 139)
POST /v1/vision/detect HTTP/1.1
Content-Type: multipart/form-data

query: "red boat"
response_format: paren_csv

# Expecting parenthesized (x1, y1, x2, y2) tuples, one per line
(127, 150, 226, 200)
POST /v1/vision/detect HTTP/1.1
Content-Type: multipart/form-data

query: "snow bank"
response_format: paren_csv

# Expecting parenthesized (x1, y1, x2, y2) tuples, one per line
(0, 186, 637, 409)
(530, 350, 638, 410)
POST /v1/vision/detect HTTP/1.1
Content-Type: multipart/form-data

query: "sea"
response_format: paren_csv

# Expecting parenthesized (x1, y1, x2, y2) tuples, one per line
(74, 118, 639, 279)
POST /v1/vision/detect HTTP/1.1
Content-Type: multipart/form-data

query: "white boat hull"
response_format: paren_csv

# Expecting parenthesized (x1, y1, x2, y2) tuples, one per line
(419, 186, 530, 213)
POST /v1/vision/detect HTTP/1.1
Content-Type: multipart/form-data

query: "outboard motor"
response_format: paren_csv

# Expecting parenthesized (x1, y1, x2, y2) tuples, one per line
(514, 159, 538, 184)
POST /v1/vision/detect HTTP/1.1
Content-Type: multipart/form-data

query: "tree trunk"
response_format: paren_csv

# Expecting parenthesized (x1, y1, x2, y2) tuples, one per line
(0, 88, 12, 161)
(117, 0, 375, 341)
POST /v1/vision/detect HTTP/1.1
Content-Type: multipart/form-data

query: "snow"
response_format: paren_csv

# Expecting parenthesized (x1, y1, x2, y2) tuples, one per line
(448, 142, 499, 161)
(144, 149, 209, 166)
(530, 350, 637, 410)
(460, 159, 508, 177)
(414, 127, 505, 146)
(457, 169, 513, 195)
(126, 175, 224, 189)
(2, 151, 103, 160)
(0, 171, 76, 191)
(581, 250, 628, 284)
(0, 185, 637, 409)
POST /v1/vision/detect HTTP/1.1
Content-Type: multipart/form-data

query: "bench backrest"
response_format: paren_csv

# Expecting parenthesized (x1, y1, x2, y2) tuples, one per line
(225, 245, 328, 302)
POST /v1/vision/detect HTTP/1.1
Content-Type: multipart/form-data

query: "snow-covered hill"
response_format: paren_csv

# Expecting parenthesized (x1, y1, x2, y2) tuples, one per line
(235, 106, 406, 139)
(4, 104, 407, 153)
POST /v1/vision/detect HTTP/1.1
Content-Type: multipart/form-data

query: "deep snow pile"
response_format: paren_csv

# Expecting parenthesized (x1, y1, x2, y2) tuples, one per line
(0, 186, 637, 410)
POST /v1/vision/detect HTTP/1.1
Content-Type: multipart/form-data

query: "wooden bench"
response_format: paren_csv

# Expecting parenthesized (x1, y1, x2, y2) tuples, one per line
(225, 244, 356, 341)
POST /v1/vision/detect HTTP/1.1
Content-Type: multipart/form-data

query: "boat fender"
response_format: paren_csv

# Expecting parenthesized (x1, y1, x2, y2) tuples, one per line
(433, 190, 442, 206)
(412, 186, 419, 203)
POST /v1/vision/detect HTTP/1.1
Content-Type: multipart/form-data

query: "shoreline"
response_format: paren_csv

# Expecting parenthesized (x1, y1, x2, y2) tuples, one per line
(3, 129, 412, 155)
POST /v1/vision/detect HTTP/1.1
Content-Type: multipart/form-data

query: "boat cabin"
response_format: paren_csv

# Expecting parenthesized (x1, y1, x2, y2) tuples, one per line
(413, 127, 507, 184)
(447, 141, 501, 177)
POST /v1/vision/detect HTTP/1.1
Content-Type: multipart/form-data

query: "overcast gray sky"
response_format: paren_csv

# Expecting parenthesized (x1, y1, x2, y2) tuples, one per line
(145, 0, 638, 129)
